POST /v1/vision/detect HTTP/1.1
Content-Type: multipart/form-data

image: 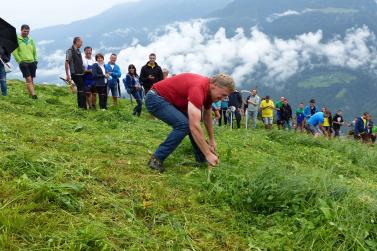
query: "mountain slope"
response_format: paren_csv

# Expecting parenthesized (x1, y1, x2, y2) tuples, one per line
(208, 0, 377, 38)
(0, 81, 377, 250)
(32, 0, 231, 53)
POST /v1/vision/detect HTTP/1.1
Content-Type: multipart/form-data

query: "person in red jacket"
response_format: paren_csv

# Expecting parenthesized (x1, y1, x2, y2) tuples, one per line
(145, 73, 235, 172)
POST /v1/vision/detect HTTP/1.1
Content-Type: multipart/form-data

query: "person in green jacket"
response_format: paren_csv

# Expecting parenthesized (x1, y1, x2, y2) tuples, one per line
(12, 24, 38, 99)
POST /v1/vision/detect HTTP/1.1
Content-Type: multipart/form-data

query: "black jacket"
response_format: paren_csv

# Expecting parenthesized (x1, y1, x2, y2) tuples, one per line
(140, 62, 163, 90)
(280, 104, 292, 120)
(0, 46, 11, 63)
(92, 63, 107, 86)
(228, 91, 243, 109)
(332, 114, 344, 129)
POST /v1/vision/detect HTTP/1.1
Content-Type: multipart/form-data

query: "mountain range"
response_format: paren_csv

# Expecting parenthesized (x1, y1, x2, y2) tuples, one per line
(12, 0, 377, 119)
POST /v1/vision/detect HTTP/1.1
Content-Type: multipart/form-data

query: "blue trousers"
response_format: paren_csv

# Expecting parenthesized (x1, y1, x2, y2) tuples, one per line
(145, 91, 206, 163)
(0, 63, 7, 96)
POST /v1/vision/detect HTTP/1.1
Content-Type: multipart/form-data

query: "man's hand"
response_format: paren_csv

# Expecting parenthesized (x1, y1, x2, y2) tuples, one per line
(208, 140, 217, 154)
(206, 152, 219, 167)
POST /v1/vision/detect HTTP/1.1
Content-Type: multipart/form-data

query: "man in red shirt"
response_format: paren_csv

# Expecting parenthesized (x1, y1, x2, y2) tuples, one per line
(145, 73, 235, 172)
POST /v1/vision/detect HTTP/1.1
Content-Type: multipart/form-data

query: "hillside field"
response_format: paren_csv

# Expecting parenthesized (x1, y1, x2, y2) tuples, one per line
(0, 80, 377, 250)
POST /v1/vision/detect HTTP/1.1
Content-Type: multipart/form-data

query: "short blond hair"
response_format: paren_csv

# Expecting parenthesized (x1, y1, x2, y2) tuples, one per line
(210, 73, 235, 92)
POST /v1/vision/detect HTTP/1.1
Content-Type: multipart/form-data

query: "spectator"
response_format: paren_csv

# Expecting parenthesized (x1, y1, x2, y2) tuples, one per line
(82, 46, 96, 109)
(105, 53, 122, 106)
(366, 114, 376, 144)
(140, 53, 163, 94)
(280, 98, 292, 130)
(162, 68, 169, 79)
(295, 103, 305, 132)
(0, 46, 11, 96)
(12, 24, 38, 99)
(212, 100, 221, 126)
(65, 37, 86, 109)
(228, 90, 243, 129)
(124, 64, 143, 117)
(322, 107, 333, 139)
(145, 73, 235, 172)
(260, 96, 275, 129)
(332, 110, 344, 138)
(304, 99, 318, 120)
(275, 96, 285, 129)
(354, 112, 369, 142)
(246, 88, 261, 129)
(219, 96, 229, 126)
(306, 111, 326, 137)
(92, 53, 110, 110)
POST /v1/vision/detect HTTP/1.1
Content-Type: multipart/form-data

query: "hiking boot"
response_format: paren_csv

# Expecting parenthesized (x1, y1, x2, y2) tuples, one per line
(148, 155, 165, 173)
(31, 95, 38, 99)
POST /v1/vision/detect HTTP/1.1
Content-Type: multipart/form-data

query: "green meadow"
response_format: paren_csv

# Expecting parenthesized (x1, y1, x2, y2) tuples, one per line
(0, 80, 376, 250)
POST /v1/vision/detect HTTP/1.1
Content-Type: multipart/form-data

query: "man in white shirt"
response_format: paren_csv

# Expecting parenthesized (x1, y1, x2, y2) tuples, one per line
(246, 88, 261, 129)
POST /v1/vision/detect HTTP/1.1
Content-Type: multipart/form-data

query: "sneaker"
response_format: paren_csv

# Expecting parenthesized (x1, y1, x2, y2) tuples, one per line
(31, 95, 38, 99)
(148, 155, 165, 173)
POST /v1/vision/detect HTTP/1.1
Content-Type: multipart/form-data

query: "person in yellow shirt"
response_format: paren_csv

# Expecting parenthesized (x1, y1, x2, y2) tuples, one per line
(322, 107, 333, 139)
(260, 95, 275, 129)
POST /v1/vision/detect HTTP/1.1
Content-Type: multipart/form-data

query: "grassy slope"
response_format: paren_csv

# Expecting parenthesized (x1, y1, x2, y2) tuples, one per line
(0, 80, 376, 250)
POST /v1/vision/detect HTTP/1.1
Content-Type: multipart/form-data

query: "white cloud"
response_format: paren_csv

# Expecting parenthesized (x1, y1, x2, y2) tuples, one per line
(266, 9, 315, 23)
(33, 20, 377, 87)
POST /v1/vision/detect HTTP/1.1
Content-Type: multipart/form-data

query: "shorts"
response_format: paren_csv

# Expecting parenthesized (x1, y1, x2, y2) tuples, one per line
(306, 124, 321, 135)
(108, 84, 119, 98)
(19, 62, 37, 78)
(263, 117, 273, 125)
(85, 85, 96, 94)
(323, 126, 332, 132)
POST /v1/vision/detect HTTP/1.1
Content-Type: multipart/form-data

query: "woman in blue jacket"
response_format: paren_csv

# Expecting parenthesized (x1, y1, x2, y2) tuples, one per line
(124, 64, 143, 116)
(92, 53, 109, 110)
(105, 54, 122, 106)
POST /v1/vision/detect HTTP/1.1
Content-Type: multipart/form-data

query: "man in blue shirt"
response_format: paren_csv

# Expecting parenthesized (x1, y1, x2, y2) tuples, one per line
(306, 111, 326, 137)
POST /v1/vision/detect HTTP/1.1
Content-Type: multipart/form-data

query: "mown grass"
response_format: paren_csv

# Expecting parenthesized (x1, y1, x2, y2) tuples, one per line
(0, 80, 376, 250)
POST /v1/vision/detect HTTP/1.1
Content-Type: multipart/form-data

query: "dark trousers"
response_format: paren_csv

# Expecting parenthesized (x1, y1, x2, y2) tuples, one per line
(96, 85, 108, 109)
(145, 91, 205, 163)
(131, 89, 143, 116)
(230, 109, 241, 129)
(334, 128, 341, 137)
(72, 74, 86, 109)
(219, 108, 228, 126)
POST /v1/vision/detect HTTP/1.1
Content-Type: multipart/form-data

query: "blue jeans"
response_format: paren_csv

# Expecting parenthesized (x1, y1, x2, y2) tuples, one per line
(247, 110, 258, 128)
(145, 91, 206, 163)
(131, 89, 143, 115)
(0, 63, 7, 96)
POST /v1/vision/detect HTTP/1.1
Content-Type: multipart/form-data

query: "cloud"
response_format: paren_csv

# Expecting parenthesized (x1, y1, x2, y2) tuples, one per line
(32, 20, 377, 88)
(116, 20, 377, 87)
(266, 9, 315, 23)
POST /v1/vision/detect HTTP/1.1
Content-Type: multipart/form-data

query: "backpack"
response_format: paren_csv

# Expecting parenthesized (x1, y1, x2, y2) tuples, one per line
(122, 75, 134, 94)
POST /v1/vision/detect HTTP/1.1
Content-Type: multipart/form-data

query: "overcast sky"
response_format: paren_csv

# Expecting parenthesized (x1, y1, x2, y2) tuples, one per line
(1, 0, 139, 30)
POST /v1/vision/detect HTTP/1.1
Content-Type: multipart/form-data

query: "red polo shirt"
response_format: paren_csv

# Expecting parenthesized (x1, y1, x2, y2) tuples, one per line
(153, 73, 213, 112)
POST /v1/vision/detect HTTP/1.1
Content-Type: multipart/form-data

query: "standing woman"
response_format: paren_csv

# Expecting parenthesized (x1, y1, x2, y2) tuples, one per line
(92, 53, 109, 110)
(124, 64, 143, 116)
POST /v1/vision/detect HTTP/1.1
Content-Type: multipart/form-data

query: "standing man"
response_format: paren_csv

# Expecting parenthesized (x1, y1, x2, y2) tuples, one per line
(228, 89, 243, 129)
(275, 96, 285, 129)
(246, 88, 261, 129)
(280, 98, 293, 130)
(140, 53, 163, 94)
(12, 24, 38, 99)
(304, 99, 319, 120)
(260, 96, 275, 129)
(332, 110, 344, 138)
(145, 73, 235, 172)
(105, 53, 122, 106)
(65, 37, 86, 109)
(0, 46, 11, 96)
